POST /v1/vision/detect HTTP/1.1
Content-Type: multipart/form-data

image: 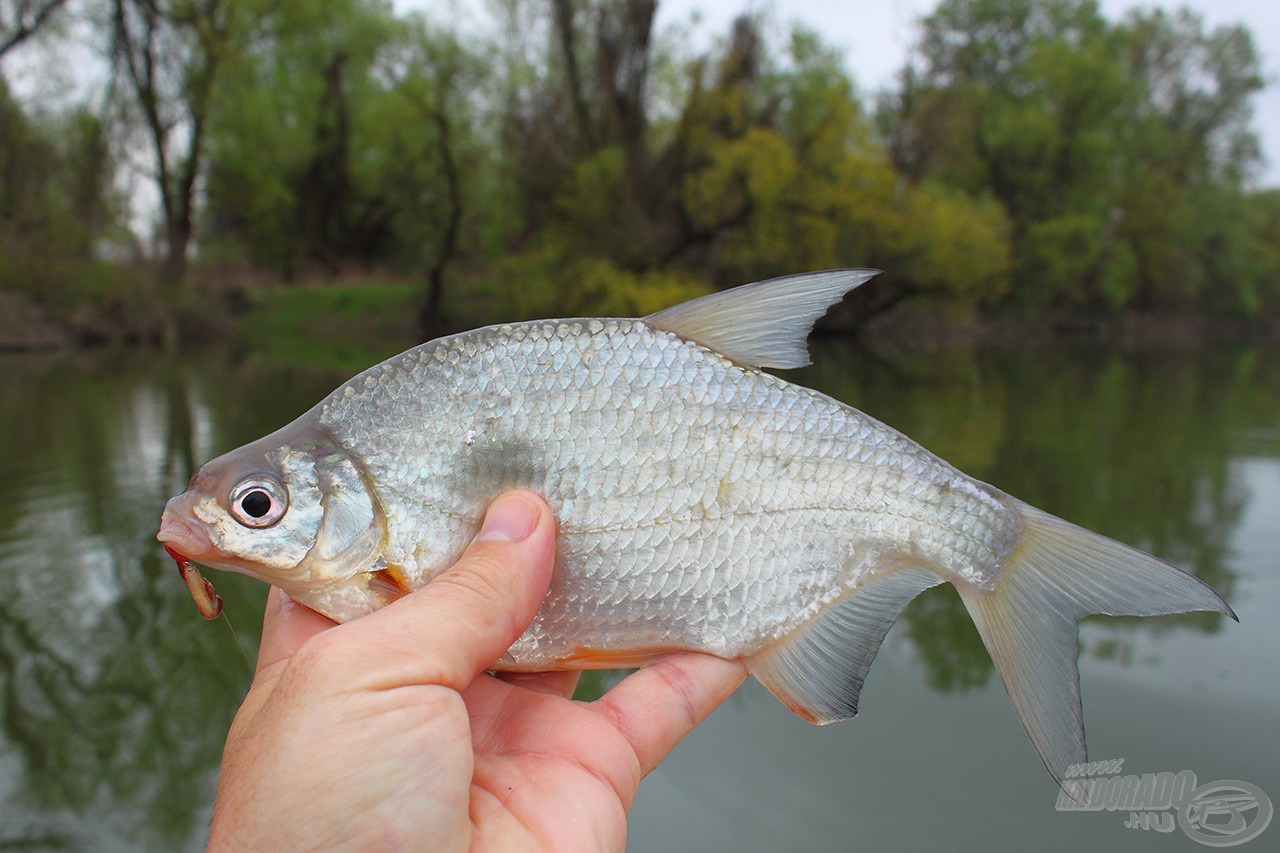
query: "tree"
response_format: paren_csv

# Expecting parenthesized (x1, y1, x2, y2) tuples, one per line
(1113, 7, 1265, 311)
(882, 0, 1267, 315)
(0, 0, 70, 60)
(0, 76, 122, 309)
(109, 0, 243, 287)
(202, 0, 403, 276)
(487, 6, 1009, 321)
(201, 1, 487, 333)
(373, 17, 475, 334)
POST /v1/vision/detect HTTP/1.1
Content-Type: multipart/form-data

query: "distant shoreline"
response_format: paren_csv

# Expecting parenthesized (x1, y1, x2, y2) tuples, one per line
(0, 291, 71, 351)
(852, 308, 1280, 349)
(4, 285, 1279, 357)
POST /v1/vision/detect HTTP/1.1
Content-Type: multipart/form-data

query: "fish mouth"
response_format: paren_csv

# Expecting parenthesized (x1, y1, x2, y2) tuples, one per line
(157, 494, 215, 562)
(158, 495, 226, 620)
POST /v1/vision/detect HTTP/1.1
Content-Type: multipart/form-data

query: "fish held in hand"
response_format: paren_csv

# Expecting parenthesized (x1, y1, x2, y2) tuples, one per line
(156, 269, 1233, 798)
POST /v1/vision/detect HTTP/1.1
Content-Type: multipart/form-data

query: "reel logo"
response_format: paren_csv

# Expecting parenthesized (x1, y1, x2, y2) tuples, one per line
(1055, 759, 1271, 846)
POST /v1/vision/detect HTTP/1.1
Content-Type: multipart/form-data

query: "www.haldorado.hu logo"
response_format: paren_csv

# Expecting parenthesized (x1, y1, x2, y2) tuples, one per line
(1054, 759, 1272, 846)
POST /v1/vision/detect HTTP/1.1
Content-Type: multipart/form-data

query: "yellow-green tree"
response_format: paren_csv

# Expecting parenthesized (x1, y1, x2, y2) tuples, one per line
(489, 6, 1010, 320)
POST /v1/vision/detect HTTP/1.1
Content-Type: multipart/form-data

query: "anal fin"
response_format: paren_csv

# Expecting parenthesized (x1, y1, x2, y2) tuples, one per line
(747, 566, 941, 724)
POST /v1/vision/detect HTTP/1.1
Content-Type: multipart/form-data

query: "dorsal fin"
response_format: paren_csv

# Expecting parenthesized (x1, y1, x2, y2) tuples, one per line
(643, 269, 880, 369)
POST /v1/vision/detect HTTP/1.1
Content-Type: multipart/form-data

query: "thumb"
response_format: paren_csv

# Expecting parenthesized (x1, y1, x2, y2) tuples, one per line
(342, 490, 557, 692)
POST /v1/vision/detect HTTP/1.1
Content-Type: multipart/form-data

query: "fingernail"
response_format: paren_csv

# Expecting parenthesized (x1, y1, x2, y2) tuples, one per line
(477, 494, 539, 542)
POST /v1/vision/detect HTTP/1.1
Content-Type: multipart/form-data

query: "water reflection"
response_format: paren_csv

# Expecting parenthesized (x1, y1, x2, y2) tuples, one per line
(0, 340, 1272, 848)
(799, 342, 1265, 690)
(0, 354, 346, 849)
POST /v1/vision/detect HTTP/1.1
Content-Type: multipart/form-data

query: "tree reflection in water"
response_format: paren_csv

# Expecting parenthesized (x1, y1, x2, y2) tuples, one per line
(0, 354, 342, 849)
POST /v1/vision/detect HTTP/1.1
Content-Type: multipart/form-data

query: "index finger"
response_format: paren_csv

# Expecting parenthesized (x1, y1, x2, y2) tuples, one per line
(255, 586, 338, 675)
(593, 653, 747, 777)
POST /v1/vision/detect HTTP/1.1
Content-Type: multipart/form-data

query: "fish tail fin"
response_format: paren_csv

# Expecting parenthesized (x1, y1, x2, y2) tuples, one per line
(958, 501, 1235, 802)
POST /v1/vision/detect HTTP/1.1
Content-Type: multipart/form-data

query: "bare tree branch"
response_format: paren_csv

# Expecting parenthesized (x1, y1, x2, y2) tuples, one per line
(550, 0, 595, 148)
(107, 0, 234, 286)
(0, 0, 71, 61)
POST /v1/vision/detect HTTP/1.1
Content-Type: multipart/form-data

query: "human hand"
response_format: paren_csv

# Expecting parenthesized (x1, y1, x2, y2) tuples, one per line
(208, 491, 747, 851)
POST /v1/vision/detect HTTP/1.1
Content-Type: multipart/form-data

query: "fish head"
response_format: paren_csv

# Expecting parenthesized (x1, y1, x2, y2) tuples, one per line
(157, 421, 386, 600)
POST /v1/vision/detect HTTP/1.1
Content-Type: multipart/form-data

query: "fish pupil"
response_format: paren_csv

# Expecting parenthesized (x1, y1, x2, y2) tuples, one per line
(240, 490, 272, 518)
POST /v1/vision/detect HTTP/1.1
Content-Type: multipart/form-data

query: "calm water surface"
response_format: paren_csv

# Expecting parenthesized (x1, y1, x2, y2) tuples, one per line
(0, 341, 1276, 850)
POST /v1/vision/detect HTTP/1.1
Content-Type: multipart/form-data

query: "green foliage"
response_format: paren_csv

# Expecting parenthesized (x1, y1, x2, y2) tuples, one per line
(1238, 191, 1280, 315)
(0, 78, 125, 309)
(485, 8, 1016, 319)
(1, 0, 1275, 341)
(896, 185, 1012, 304)
(884, 0, 1270, 317)
(203, 0, 403, 272)
(1024, 214, 1105, 306)
(490, 244, 711, 321)
(240, 281, 418, 368)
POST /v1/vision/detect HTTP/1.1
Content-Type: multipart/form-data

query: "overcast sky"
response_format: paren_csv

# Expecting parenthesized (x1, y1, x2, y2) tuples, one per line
(649, 0, 1280, 187)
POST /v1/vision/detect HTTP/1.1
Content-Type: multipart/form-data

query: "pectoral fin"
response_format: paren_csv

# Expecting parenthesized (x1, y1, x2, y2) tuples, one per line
(746, 566, 941, 723)
(368, 563, 412, 605)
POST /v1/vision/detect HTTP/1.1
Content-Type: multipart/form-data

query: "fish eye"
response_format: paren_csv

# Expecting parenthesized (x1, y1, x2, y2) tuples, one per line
(229, 478, 288, 528)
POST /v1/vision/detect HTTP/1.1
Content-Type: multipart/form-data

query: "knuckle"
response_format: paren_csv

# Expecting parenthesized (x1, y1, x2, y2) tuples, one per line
(654, 660, 702, 728)
(286, 630, 351, 678)
(434, 547, 510, 607)
(426, 545, 531, 645)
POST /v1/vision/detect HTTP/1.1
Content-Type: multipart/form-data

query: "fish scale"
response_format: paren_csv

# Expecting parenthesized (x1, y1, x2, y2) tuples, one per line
(158, 269, 1233, 800)
(316, 315, 1005, 666)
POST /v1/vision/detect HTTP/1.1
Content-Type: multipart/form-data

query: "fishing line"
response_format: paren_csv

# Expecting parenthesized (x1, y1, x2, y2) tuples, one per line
(220, 612, 252, 671)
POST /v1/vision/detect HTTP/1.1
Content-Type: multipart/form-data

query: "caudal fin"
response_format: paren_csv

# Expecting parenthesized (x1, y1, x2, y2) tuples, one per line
(959, 501, 1235, 801)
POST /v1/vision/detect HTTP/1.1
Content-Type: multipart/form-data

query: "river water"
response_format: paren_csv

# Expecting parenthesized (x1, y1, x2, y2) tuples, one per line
(0, 341, 1275, 850)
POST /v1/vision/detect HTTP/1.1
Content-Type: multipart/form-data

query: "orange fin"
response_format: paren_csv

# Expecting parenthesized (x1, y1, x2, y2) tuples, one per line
(368, 564, 411, 605)
(552, 646, 685, 669)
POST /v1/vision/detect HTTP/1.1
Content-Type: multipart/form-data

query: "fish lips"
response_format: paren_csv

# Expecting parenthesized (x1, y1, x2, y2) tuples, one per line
(157, 492, 217, 564)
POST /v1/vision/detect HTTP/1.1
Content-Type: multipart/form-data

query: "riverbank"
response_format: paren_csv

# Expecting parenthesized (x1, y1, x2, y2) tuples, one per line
(0, 291, 71, 350)
(860, 303, 1280, 351)
(4, 280, 1279, 361)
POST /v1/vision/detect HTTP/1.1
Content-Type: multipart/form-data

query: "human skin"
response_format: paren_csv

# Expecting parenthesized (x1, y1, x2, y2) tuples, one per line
(208, 491, 748, 851)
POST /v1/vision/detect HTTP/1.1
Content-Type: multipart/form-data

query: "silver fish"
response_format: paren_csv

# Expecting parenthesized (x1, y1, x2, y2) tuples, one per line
(157, 270, 1233, 798)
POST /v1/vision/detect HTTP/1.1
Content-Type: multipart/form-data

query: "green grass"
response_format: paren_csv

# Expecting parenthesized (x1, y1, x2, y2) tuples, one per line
(241, 281, 422, 370)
